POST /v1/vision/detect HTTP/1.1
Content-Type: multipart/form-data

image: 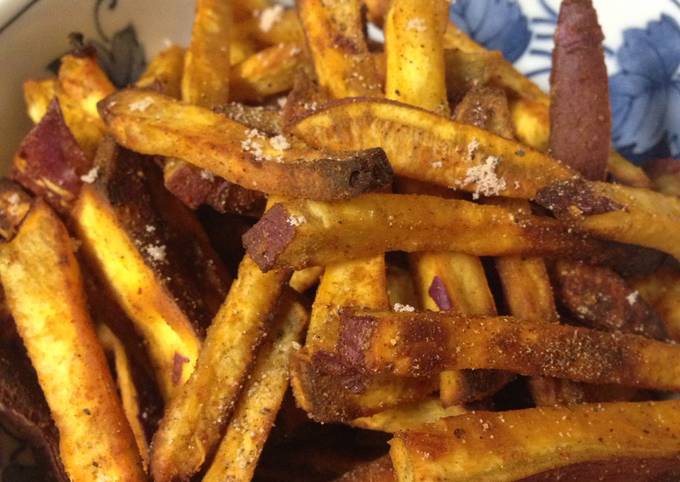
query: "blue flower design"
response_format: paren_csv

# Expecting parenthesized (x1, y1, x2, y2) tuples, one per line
(450, 0, 531, 62)
(609, 14, 680, 162)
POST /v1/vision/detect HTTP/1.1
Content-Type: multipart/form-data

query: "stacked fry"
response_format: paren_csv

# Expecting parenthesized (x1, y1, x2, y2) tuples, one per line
(3, 0, 680, 481)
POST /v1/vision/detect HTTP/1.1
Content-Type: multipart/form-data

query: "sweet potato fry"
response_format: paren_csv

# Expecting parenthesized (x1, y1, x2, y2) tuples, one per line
(56, 53, 115, 158)
(298, 0, 382, 98)
(23, 78, 57, 123)
(182, 0, 232, 106)
(290, 350, 438, 423)
(72, 139, 229, 398)
(550, 0, 610, 181)
(230, 42, 305, 102)
(97, 324, 150, 470)
(331, 310, 680, 391)
(536, 179, 680, 261)
(202, 294, 308, 482)
(390, 401, 680, 481)
(291, 98, 575, 199)
(633, 262, 680, 342)
(243, 194, 605, 272)
(553, 260, 667, 340)
(0, 318, 67, 482)
(0, 199, 145, 481)
(99, 89, 393, 200)
(335, 456, 395, 482)
(352, 399, 465, 433)
(384, 0, 449, 114)
(11, 99, 91, 213)
(150, 256, 290, 482)
(135, 44, 185, 98)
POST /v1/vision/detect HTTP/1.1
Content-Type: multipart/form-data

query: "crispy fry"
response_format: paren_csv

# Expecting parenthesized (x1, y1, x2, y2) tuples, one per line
(290, 265, 324, 293)
(23, 78, 57, 123)
(290, 350, 438, 423)
(97, 324, 150, 470)
(390, 401, 680, 481)
(135, 44, 185, 98)
(56, 53, 115, 158)
(298, 0, 382, 97)
(72, 139, 230, 398)
(11, 99, 91, 213)
(633, 262, 680, 342)
(384, 0, 449, 114)
(150, 256, 290, 482)
(536, 179, 680, 261)
(0, 199, 145, 481)
(553, 260, 667, 340)
(99, 89, 393, 200)
(352, 398, 465, 433)
(291, 98, 575, 199)
(203, 294, 308, 482)
(230, 42, 305, 102)
(331, 310, 680, 391)
(243, 194, 605, 272)
(335, 456, 395, 482)
(550, 0, 609, 181)
(182, 0, 232, 106)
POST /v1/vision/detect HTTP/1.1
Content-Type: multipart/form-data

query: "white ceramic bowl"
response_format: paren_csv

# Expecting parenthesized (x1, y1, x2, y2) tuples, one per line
(1, 0, 679, 168)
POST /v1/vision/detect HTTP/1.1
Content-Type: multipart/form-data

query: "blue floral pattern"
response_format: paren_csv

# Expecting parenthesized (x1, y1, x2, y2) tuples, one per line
(609, 15, 680, 161)
(450, 0, 531, 63)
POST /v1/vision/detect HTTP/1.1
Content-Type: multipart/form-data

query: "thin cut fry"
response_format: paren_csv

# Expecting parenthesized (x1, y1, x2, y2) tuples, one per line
(390, 401, 680, 481)
(0, 199, 145, 481)
(97, 324, 150, 470)
(182, 0, 232, 106)
(230, 42, 305, 102)
(330, 310, 680, 391)
(150, 256, 290, 482)
(298, 0, 382, 97)
(536, 179, 680, 261)
(23, 78, 57, 123)
(384, 0, 449, 114)
(99, 89, 393, 200)
(351, 398, 465, 433)
(291, 98, 574, 199)
(203, 294, 309, 482)
(243, 194, 606, 272)
(135, 44, 185, 98)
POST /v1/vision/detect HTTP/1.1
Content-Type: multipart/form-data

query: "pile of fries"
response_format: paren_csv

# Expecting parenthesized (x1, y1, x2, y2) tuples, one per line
(4, 0, 680, 480)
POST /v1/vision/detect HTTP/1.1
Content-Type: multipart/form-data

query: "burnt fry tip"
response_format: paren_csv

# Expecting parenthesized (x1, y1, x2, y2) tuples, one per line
(535, 178, 623, 218)
(242, 203, 296, 272)
(0, 180, 33, 242)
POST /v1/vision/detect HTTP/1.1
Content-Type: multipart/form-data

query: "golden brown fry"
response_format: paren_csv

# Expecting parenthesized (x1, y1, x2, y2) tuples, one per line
(351, 398, 465, 433)
(243, 194, 605, 272)
(248, 6, 305, 46)
(230, 42, 305, 102)
(298, 0, 382, 97)
(0, 200, 145, 481)
(330, 310, 680, 391)
(72, 139, 229, 399)
(390, 401, 680, 481)
(291, 98, 574, 199)
(99, 89, 393, 200)
(335, 456, 395, 482)
(182, 0, 232, 106)
(536, 179, 680, 261)
(150, 256, 290, 482)
(203, 294, 309, 482)
(135, 44, 185, 98)
(384, 0, 449, 114)
(97, 324, 150, 470)
(23, 78, 57, 123)
(56, 53, 115, 158)
(633, 263, 680, 342)
(289, 265, 324, 293)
